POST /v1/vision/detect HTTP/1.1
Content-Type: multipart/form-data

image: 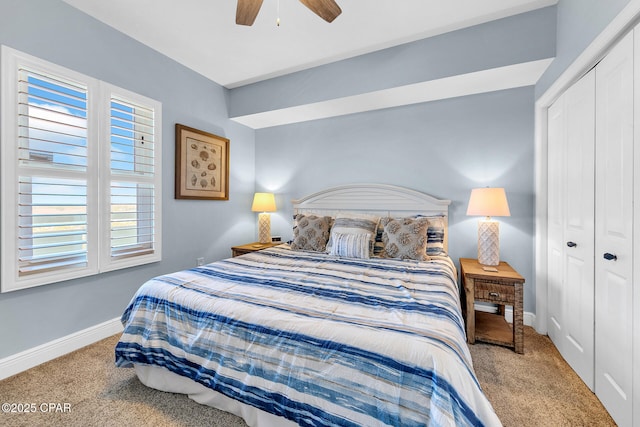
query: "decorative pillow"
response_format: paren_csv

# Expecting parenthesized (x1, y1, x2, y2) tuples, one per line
(374, 215, 446, 256)
(373, 224, 385, 256)
(290, 214, 332, 252)
(379, 216, 430, 261)
(426, 216, 446, 256)
(327, 212, 380, 254)
(329, 232, 371, 259)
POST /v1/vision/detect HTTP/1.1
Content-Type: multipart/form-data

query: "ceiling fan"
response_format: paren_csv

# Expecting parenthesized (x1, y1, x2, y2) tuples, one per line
(236, 0, 342, 26)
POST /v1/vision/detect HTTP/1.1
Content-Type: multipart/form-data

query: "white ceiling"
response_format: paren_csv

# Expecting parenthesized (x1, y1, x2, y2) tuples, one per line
(62, 0, 557, 89)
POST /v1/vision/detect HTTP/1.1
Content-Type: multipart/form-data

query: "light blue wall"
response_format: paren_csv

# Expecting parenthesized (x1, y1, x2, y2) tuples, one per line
(256, 86, 536, 313)
(536, 0, 631, 98)
(0, 0, 256, 359)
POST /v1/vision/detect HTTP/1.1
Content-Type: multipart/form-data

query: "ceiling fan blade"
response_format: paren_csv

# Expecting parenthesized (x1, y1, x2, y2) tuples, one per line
(298, 0, 342, 23)
(236, 0, 264, 26)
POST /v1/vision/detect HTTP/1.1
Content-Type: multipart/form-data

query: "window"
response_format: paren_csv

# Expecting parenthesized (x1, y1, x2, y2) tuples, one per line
(1, 46, 162, 292)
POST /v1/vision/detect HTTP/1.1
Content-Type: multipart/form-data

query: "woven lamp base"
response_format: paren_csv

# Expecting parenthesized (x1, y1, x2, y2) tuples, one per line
(257, 212, 271, 244)
(477, 219, 500, 266)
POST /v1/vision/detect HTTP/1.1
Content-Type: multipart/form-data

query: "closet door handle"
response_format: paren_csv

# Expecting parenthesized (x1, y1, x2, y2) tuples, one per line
(566, 241, 577, 248)
(603, 253, 617, 261)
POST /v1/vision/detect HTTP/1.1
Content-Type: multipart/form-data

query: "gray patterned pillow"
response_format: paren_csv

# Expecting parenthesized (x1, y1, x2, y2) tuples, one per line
(380, 216, 430, 261)
(290, 214, 332, 252)
(374, 215, 446, 256)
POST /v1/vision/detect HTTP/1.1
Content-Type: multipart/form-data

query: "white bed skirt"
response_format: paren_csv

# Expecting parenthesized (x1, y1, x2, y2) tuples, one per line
(134, 364, 297, 427)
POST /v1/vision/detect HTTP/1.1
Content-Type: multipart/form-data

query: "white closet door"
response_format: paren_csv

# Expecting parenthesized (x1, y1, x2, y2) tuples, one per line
(562, 69, 596, 390)
(595, 30, 634, 427)
(547, 93, 566, 351)
(546, 69, 596, 390)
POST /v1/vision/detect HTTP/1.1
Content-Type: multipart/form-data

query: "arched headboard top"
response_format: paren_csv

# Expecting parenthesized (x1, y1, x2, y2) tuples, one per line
(292, 183, 450, 214)
(292, 184, 451, 251)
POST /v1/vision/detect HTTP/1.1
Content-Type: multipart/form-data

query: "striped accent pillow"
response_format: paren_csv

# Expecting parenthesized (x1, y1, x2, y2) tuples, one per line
(426, 216, 446, 256)
(329, 232, 371, 259)
(327, 213, 380, 254)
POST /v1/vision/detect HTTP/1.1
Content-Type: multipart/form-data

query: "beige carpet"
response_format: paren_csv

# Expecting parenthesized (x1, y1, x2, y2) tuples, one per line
(468, 327, 615, 427)
(0, 327, 614, 426)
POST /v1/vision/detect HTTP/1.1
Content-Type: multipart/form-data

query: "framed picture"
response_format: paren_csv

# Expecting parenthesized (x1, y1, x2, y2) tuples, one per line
(175, 124, 230, 200)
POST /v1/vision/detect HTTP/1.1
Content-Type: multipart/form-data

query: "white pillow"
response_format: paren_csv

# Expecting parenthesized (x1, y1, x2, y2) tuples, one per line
(329, 232, 371, 259)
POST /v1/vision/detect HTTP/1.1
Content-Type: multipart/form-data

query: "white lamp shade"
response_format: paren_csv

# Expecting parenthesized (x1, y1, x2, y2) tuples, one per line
(466, 188, 510, 217)
(252, 192, 276, 212)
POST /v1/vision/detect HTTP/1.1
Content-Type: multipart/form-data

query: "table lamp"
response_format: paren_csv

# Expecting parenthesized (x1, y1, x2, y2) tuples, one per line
(252, 192, 276, 244)
(466, 187, 510, 266)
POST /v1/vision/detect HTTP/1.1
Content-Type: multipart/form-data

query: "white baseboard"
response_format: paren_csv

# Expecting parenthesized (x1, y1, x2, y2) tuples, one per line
(475, 303, 536, 327)
(0, 317, 123, 381)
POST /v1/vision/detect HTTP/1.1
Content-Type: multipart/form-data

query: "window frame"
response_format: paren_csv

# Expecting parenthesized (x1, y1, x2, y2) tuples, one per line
(1, 46, 162, 293)
(100, 84, 162, 272)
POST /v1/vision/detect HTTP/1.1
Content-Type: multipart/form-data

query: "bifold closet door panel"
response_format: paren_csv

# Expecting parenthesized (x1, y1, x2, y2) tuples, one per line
(546, 94, 566, 351)
(546, 68, 596, 391)
(562, 69, 596, 391)
(594, 29, 634, 427)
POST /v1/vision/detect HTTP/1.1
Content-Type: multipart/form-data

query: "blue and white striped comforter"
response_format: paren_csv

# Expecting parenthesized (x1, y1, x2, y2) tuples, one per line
(115, 246, 501, 427)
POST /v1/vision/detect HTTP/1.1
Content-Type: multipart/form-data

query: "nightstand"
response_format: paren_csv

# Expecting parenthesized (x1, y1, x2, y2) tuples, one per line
(459, 257, 525, 354)
(231, 241, 282, 257)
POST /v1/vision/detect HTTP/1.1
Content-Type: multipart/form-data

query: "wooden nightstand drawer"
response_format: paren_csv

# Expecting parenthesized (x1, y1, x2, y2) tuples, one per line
(474, 281, 515, 305)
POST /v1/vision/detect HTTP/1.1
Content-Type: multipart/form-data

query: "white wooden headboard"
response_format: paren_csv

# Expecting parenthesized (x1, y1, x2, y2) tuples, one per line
(292, 184, 451, 251)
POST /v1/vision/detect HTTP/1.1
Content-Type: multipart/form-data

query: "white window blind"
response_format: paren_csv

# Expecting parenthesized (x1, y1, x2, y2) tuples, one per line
(1, 46, 162, 292)
(16, 69, 91, 277)
(104, 93, 160, 269)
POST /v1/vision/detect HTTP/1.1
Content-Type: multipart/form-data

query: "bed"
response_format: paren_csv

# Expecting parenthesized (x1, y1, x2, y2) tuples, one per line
(115, 184, 501, 427)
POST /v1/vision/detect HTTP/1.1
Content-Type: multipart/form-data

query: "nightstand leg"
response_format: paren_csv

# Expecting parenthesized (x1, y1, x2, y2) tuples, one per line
(514, 283, 524, 354)
(465, 277, 475, 344)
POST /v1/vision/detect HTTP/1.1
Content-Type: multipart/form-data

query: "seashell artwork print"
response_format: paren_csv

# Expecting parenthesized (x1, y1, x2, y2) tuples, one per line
(179, 129, 227, 199)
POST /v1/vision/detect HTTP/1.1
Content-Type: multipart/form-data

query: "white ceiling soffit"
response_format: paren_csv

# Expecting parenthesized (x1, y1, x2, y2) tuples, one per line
(62, 0, 557, 89)
(231, 58, 553, 129)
